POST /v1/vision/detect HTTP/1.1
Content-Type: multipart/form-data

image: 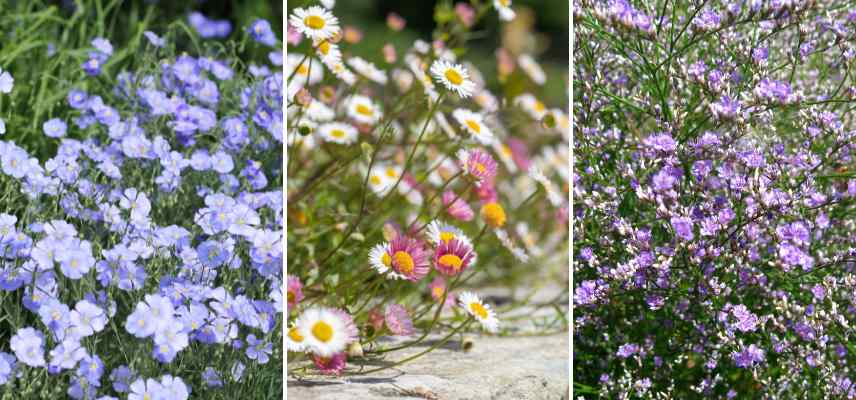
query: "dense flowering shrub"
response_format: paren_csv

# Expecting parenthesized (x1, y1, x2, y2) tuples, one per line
(0, 3, 282, 399)
(287, 0, 569, 376)
(574, 0, 856, 398)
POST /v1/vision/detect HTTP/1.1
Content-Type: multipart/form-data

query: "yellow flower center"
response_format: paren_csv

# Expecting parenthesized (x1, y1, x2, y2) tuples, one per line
(287, 291, 296, 303)
(499, 0, 510, 6)
(288, 327, 304, 342)
(465, 119, 481, 133)
(311, 320, 334, 342)
(393, 251, 415, 274)
(534, 100, 546, 112)
(385, 167, 398, 178)
(317, 40, 331, 55)
(470, 302, 489, 319)
(70, 259, 79, 269)
(444, 68, 463, 85)
(296, 64, 309, 76)
(475, 162, 487, 174)
(439, 231, 456, 243)
(370, 175, 382, 185)
(304, 15, 326, 30)
(502, 145, 512, 156)
(438, 254, 463, 272)
(330, 129, 345, 138)
(432, 286, 445, 298)
(355, 104, 373, 116)
(143, 394, 151, 400)
(381, 252, 392, 266)
(481, 202, 506, 228)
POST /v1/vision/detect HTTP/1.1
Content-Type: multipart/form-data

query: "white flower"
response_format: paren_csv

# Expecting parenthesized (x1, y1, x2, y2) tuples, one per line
(518, 54, 546, 85)
(346, 95, 382, 125)
(514, 93, 548, 120)
(452, 109, 494, 145)
(318, 122, 358, 145)
(305, 100, 335, 122)
(314, 39, 342, 68)
(493, 0, 516, 21)
(293, 307, 352, 356)
(289, 6, 340, 41)
(287, 54, 324, 86)
(347, 56, 388, 84)
(458, 292, 499, 333)
(430, 60, 476, 98)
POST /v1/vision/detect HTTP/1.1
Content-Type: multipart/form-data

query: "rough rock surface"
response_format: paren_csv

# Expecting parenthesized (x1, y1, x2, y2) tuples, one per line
(288, 331, 568, 400)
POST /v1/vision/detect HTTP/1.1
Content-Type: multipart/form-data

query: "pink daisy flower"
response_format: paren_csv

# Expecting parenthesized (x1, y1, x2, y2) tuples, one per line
(313, 352, 347, 375)
(433, 238, 476, 276)
(330, 308, 359, 343)
(384, 304, 415, 336)
(286, 275, 304, 311)
(427, 277, 456, 309)
(507, 138, 531, 171)
(385, 236, 430, 281)
(442, 190, 474, 221)
(457, 148, 497, 185)
(367, 307, 385, 332)
(475, 177, 498, 203)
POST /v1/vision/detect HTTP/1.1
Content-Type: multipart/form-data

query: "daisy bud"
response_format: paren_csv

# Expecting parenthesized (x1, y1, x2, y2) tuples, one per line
(346, 341, 364, 358)
(455, 3, 476, 28)
(387, 12, 406, 31)
(382, 44, 397, 64)
(295, 88, 312, 107)
(343, 26, 362, 43)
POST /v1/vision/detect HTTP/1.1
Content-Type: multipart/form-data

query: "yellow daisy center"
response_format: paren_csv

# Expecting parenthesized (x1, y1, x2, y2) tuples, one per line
(432, 286, 445, 298)
(288, 327, 304, 342)
(355, 104, 373, 116)
(439, 231, 456, 243)
(385, 167, 398, 178)
(143, 394, 151, 400)
(330, 129, 345, 138)
(311, 321, 334, 343)
(475, 162, 487, 174)
(318, 40, 331, 55)
(499, 0, 510, 6)
(439, 254, 463, 271)
(304, 15, 326, 30)
(465, 119, 481, 133)
(481, 202, 506, 228)
(393, 251, 415, 274)
(444, 68, 463, 85)
(502, 145, 512, 156)
(287, 291, 296, 303)
(534, 100, 546, 112)
(296, 64, 309, 76)
(470, 302, 489, 319)
(381, 252, 392, 266)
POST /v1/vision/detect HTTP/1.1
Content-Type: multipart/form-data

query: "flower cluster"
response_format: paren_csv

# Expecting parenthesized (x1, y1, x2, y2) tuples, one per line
(0, 5, 282, 399)
(575, 0, 856, 397)
(287, 0, 568, 377)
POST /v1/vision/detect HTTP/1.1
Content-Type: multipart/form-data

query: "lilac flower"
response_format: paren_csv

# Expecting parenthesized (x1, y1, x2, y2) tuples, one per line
(732, 344, 765, 368)
(616, 343, 639, 358)
(10, 327, 46, 367)
(0, 67, 13, 93)
(245, 334, 273, 364)
(70, 300, 107, 337)
(249, 19, 277, 47)
(670, 216, 694, 241)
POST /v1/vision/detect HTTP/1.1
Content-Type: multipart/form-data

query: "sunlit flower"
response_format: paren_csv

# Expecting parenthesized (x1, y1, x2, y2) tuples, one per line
(493, 0, 516, 21)
(514, 93, 548, 120)
(457, 148, 498, 186)
(287, 54, 324, 86)
(313, 352, 346, 375)
(443, 190, 474, 221)
(518, 54, 545, 85)
(287, 275, 304, 310)
(318, 122, 358, 145)
(425, 220, 469, 247)
(458, 292, 499, 332)
(452, 109, 494, 145)
(293, 307, 356, 357)
(289, 6, 340, 41)
(384, 304, 414, 336)
(430, 60, 475, 98)
(433, 238, 476, 276)
(366, 165, 394, 196)
(313, 39, 342, 68)
(345, 95, 382, 125)
(369, 236, 429, 281)
(480, 201, 507, 228)
(287, 324, 307, 352)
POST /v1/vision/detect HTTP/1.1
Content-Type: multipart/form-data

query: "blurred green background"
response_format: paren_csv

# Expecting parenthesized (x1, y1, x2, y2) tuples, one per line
(287, 0, 569, 106)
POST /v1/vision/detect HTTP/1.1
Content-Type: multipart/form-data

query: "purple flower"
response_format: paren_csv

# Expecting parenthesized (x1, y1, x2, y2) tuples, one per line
(249, 19, 277, 47)
(10, 327, 46, 367)
(670, 216, 694, 241)
(70, 300, 107, 337)
(732, 344, 764, 368)
(616, 343, 639, 358)
(245, 334, 273, 364)
(43, 118, 67, 138)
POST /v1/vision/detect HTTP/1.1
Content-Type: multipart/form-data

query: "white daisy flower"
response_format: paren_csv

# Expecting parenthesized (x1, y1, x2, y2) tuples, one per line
(425, 220, 467, 246)
(366, 166, 394, 196)
(305, 100, 335, 122)
(492, 140, 518, 174)
(426, 156, 460, 186)
(391, 68, 414, 93)
(474, 90, 499, 112)
(287, 54, 324, 86)
(330, 62, 356, 86)
(289, 6, 340, 41)
(347, 56, 388, 85)
(320, 0, 335, 9)
(286, 325, 307, 352)
(514, 93, 548, 120)
(368, 242, 395, 277)
(430, 60, 476, 98)
(452, 109, 494, 145)
(293, 307, 352, 356)
(314, 39, 342, 68)
(458, 292, 499, 333)
(529, 166, 563, 207)
(518, 54, 546, 85)
(493, 0, 516, 21)
(318, 122, 358, 145)
(345, 95, 382, 125)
